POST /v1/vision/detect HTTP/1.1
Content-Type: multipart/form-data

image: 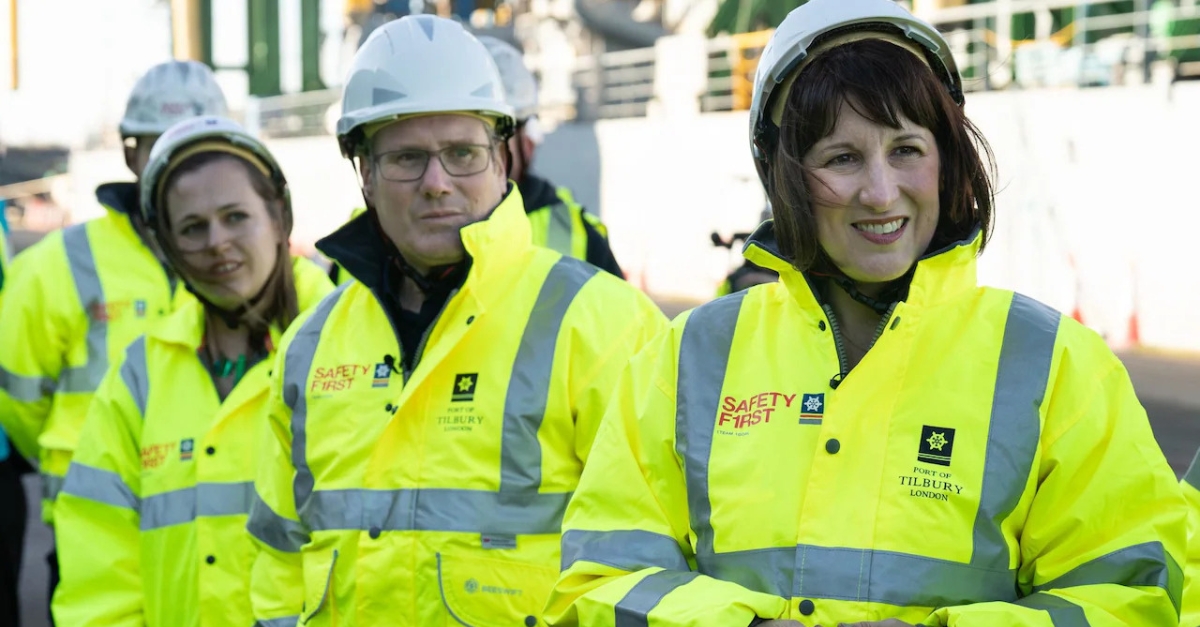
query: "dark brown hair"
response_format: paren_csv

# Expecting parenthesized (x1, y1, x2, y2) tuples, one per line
(157, 151, 299, 334)
(769, 37, 995, 272)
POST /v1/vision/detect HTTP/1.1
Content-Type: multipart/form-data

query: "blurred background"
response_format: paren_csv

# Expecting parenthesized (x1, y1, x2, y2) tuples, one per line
(3, 1, 1200, 623)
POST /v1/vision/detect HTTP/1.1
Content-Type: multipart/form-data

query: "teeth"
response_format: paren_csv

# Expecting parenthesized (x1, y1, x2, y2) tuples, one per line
(855, 219, 905, 235)
(214, 263, 238, 273)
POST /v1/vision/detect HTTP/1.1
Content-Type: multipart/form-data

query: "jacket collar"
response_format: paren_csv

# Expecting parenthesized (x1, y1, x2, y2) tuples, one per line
(96, 182, 139, 217)
(516, 174, 560, 212)
(743, 221, 982, 314)
(317, 186, 534, 303)
(95, 182, 146, 244)
(153, 257, 330, 351)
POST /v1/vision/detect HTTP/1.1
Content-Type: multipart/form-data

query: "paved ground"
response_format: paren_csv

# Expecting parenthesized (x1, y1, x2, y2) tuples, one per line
(10, 243, 1200, 627)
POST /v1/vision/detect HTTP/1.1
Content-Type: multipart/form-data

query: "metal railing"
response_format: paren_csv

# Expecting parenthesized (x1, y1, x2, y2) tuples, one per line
(244, 88, 341, 139)
(242, 1, 1200, 132)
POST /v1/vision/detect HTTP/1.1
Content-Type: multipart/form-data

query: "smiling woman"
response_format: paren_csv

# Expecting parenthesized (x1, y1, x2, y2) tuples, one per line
(49, 116, 333, 627)
(544, 0, 1187, 625)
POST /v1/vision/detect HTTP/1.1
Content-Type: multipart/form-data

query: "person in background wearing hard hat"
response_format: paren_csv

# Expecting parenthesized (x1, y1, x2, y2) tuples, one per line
(478, 36, 624, 278)
(0, 60, 230, 621)
(545, 0, 1185, 625)
(245, 15, 666, 627)
(50, 116, 333, 627)
(715, 202, 779, 297)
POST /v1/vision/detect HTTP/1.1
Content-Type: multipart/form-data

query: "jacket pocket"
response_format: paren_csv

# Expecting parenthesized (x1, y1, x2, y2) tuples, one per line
(437, 551, 559, 627)
(301, 549, 338, 625)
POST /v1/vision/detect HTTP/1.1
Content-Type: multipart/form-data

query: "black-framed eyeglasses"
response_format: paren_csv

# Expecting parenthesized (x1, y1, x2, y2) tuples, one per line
(374, 144, 495, 182)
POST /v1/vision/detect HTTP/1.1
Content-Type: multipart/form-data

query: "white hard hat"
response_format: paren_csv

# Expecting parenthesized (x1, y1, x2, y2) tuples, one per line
(336, 15, 515, 157)
(749, 0, 961, 188)
(477, 36, 539, 121)
(140, 116, 289, 227)
(120, 60, 230, 137)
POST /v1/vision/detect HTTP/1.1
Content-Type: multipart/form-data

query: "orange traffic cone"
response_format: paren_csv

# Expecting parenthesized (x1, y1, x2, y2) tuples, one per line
(1127, 310, 1141, 346)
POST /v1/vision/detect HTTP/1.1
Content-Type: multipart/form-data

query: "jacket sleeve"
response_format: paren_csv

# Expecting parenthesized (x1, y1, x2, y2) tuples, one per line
(568, 283, 667, 466)
(928, 359, 1186, 626)
(1179, 450, 1200, 627)
(247, 331, 309, 626)
(50, 345, 145, 627)
(0, 242, 69, 460)
(545, 322, 788, 627)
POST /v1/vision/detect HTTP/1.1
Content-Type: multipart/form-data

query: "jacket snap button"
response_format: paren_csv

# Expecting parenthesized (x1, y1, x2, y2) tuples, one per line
(467, 315, 475, 325)
(205, 446, 216, 455)
(369, 526, 381, 539)
(799, 599, 815, 615)
(825, 439, 840, 454)
(818, 320, 826, 331)
(524, 616, 536, 627)
(205, 555, 216, 565)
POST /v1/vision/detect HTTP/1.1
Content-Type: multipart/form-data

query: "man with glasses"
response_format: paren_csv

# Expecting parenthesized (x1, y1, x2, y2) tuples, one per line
(245, 15, 667, 626)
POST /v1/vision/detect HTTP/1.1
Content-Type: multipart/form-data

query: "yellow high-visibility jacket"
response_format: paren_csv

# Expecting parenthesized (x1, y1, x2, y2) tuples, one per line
(247, 188, 667, 627)
(50, 257, 333, 627)
(0, 183, 189, 521)
(1181, 449, 1200, 627)
(525, 186, 604, 259)
(546, 225, 1186, 627)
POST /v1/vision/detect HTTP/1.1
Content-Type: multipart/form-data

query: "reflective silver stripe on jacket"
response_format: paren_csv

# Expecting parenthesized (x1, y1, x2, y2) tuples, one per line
(60, 224, 110, 394)
(60, 463, 139, 511)
(544, 201, 574, 256)
(0, 366, 55, 402)
(140, 481, 256, 531)
(613, 570, 700, 627)
(283, 258, 597, 537)
(120, 337, 150, 417)
(41, 472, 65, 502)
(254, 617, 301, 627)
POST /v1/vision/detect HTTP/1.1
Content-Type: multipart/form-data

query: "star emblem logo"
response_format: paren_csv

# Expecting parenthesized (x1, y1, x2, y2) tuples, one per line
(451, 373, 478, 402)
(926, 432, 948, 451)
(804, 396, 823, 413)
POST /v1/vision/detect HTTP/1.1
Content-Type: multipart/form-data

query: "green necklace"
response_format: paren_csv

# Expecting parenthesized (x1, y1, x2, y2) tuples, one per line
(210, 354, 247, 384)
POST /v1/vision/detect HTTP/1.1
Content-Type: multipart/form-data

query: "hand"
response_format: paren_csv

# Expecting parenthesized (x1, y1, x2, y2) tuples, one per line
(837, 621, 916, 626)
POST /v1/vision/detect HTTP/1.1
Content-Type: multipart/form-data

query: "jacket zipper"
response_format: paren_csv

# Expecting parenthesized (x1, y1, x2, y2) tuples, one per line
(403, 288, 459, 383)
(823, 302, 899, 383)
(821, 304, 851, 377)
(366, 286, 460, 385)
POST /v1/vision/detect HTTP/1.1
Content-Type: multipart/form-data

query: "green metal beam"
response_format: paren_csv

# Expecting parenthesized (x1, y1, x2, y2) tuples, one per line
(199, 0, 213, 67)
(301, 0, 325, 91)
(248, 0, 281, 96)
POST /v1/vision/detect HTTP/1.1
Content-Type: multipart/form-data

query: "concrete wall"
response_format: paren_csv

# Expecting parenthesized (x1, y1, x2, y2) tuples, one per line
(63, 82, 1198, 351)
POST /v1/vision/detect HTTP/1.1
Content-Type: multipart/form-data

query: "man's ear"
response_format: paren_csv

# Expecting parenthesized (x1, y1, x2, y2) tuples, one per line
(359, 156, 375, 198)
(124, 146, 138, 174)
(520, 133, 536, 165)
